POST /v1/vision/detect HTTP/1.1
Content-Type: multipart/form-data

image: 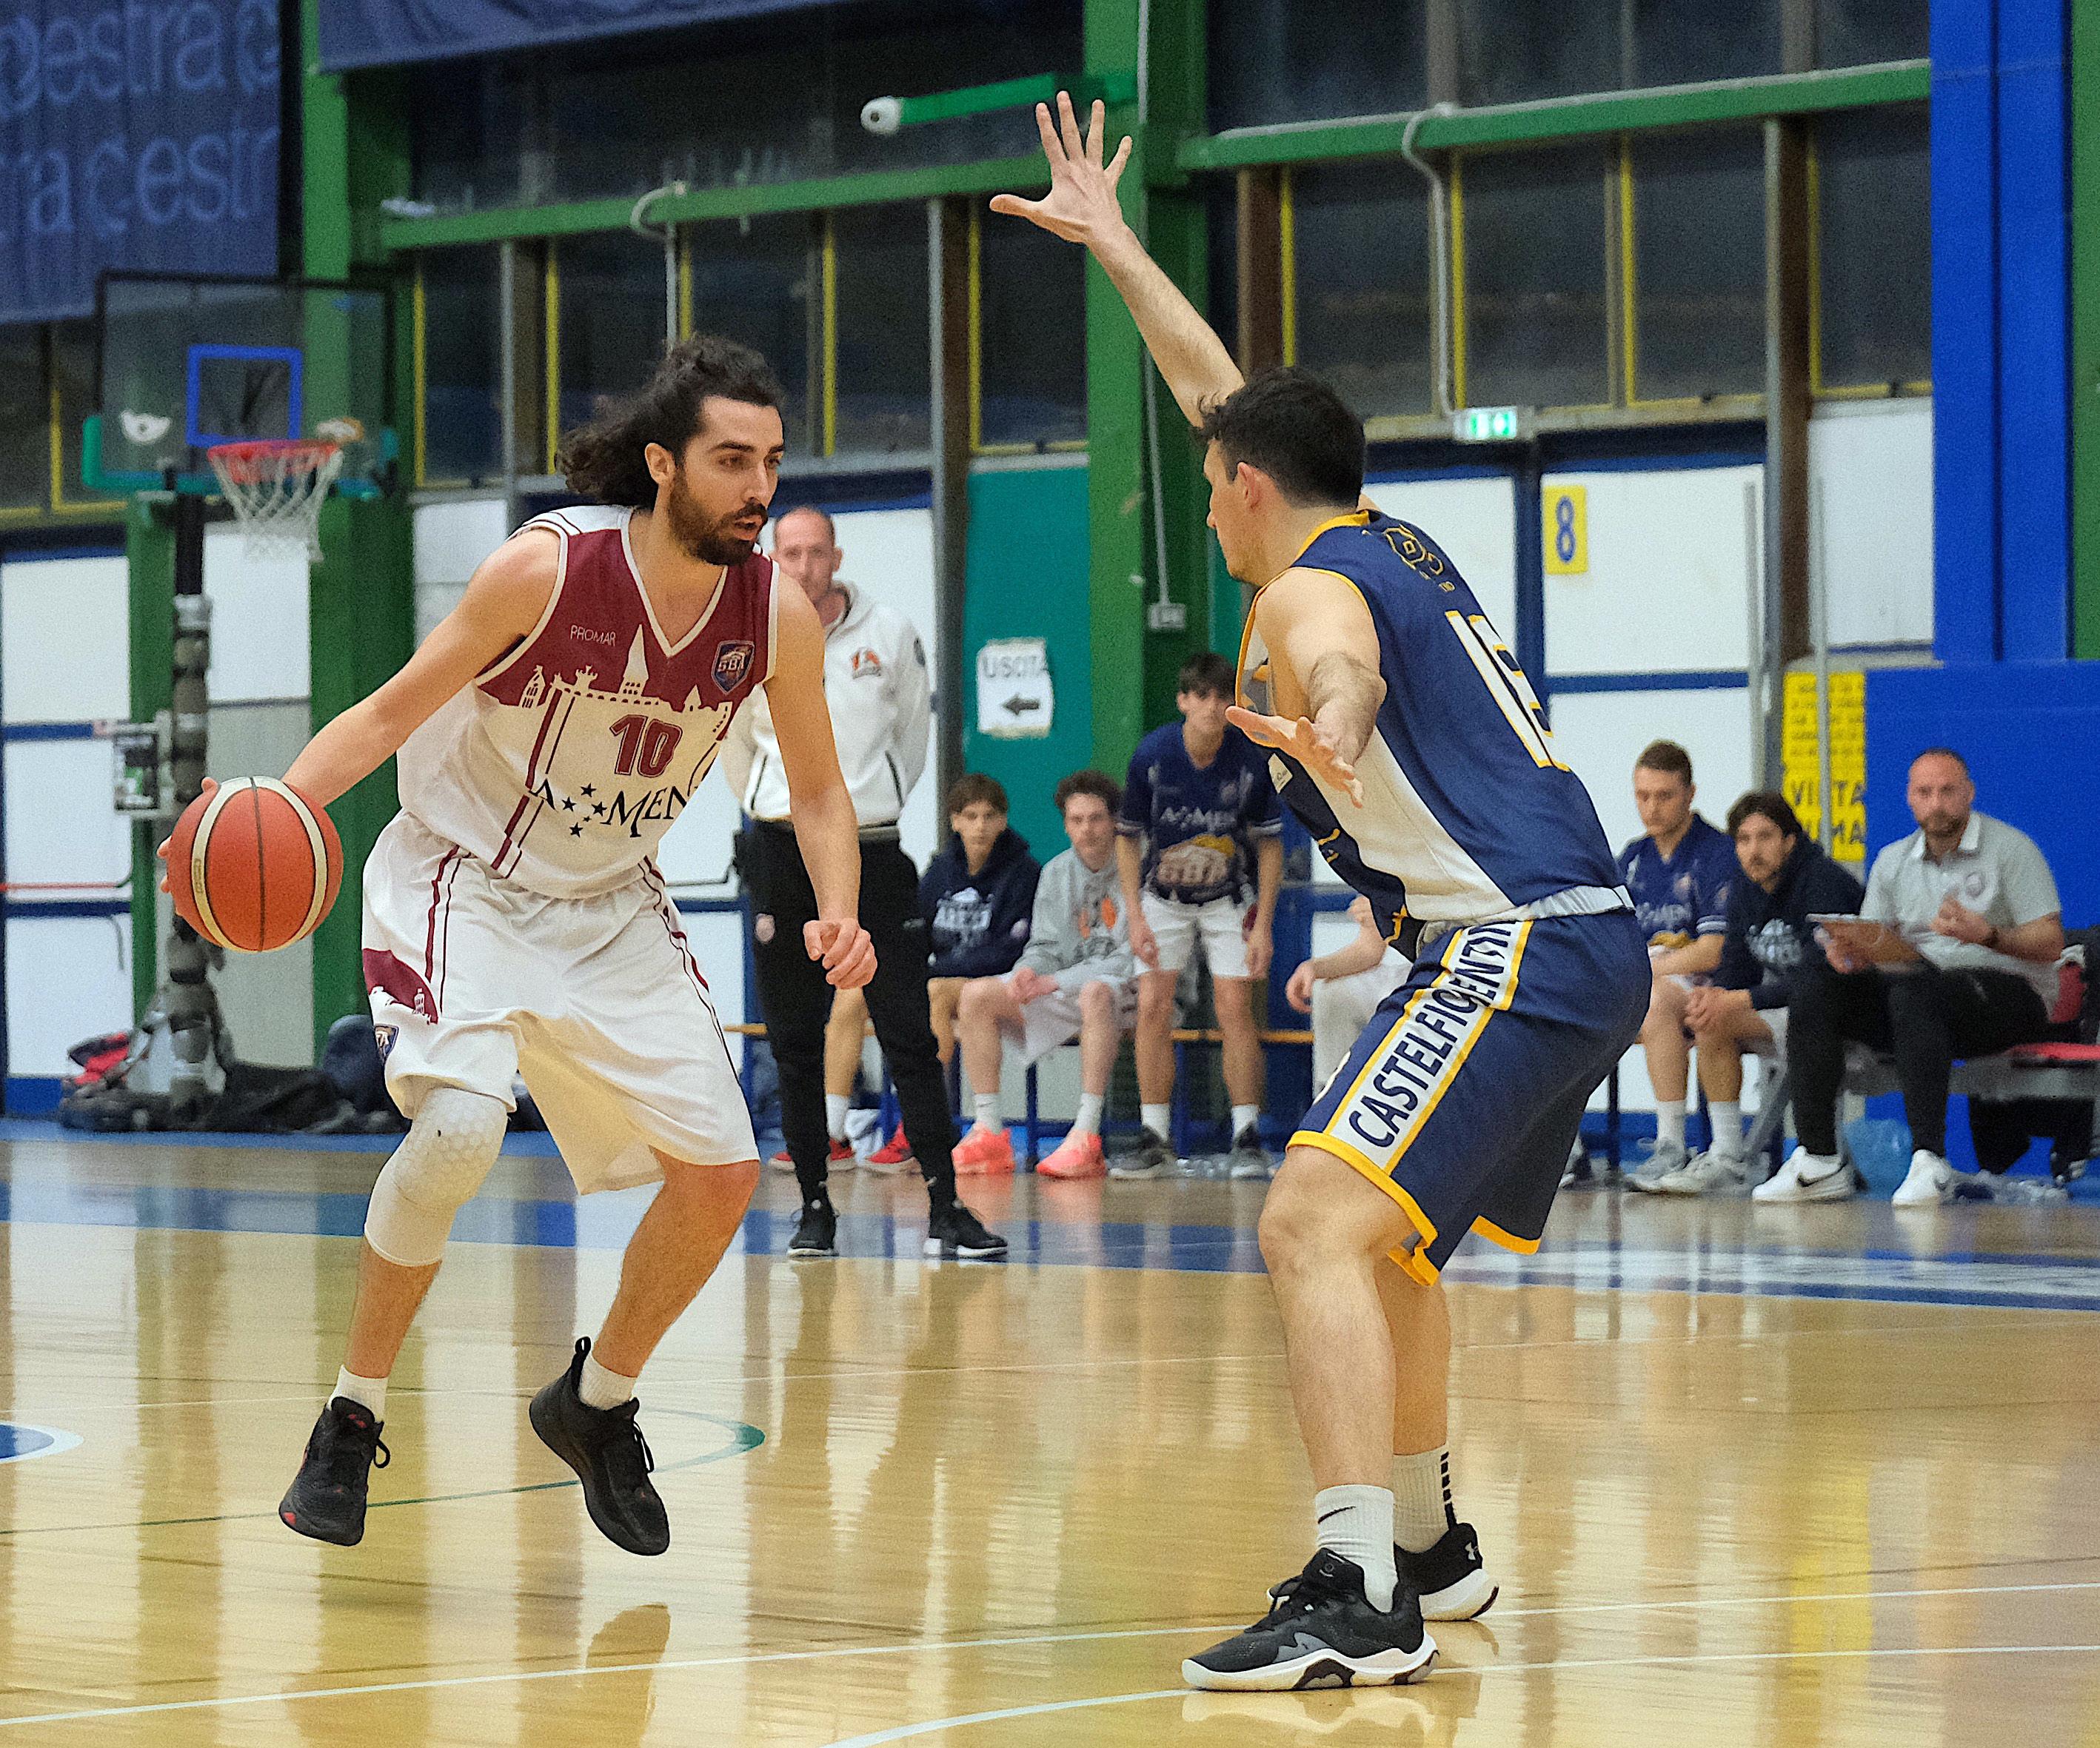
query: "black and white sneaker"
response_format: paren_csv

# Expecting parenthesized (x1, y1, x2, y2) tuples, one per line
(788, 1199, 837, 1259)
(1109, 1128, 1178, 1180)
(529, 1337, 669, 1556)
(1396, 1521, 1499, 1621)
(925, 1199, 1008, 1259)
(278, 1396, 389, 1546)
(1182, 1550, 1437, 1692)
(1226, 1125, 1273, 1181)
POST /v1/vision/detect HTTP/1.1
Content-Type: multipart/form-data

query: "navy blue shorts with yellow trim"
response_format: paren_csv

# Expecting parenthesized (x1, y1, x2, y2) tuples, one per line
(1294, 911, 1648, 1284)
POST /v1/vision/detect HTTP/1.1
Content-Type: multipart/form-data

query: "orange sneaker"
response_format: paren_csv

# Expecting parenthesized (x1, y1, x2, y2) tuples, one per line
(863, 1129, 915, 1175)
(952, 1125, 1017, 1175)
(1037, 1130, 1106, 1179)
(768, 1139, 853, 1175)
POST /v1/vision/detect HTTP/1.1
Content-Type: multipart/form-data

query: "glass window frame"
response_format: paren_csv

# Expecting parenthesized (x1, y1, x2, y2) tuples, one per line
(1807, 110, 1933, 400)
(0, 324, 121, 520)
(968, 204, 1089, 457)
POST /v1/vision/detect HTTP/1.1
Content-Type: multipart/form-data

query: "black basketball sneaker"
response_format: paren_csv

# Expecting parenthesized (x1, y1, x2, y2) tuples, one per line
(529, 1337, 669, 1556)
(1182, 1550, 1437, 1692)
(924, 1199, 1008, 1260)
(1396, 1521, 1499, 1621)
(788, 1198, 838, 1259)
(278, 1397, 389, 1546)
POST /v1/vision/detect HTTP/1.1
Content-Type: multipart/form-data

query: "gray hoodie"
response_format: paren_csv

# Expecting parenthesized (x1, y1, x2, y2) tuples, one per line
(1018, 848, 1136, 991)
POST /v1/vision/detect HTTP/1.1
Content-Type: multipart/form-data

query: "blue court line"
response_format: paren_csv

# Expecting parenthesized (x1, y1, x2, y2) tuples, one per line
(0, 1166, 2096, 1310)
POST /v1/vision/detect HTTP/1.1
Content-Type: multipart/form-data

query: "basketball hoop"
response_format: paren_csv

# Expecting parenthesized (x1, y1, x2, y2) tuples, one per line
(207, 437, 344, 560)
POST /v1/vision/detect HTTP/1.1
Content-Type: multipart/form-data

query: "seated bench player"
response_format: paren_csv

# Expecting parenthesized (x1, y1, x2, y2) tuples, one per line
(952, 771, 1138, 1179)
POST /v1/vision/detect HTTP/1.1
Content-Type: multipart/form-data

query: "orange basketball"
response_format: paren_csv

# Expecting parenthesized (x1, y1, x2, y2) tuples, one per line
(167, 778, 344, 953)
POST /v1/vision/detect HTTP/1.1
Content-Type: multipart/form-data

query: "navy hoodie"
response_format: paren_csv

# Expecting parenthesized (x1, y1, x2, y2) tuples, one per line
(1714, 837, 1866, 1008)
(920, 827, 1042, 979)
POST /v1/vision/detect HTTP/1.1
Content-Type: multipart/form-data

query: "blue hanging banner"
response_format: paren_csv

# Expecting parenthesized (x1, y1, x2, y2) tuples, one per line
(0, 0, 281, 324)
(318, 0, 823, 70)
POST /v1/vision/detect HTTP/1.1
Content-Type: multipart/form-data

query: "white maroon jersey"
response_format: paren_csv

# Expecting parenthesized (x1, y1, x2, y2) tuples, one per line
(397, 505, 778, 898)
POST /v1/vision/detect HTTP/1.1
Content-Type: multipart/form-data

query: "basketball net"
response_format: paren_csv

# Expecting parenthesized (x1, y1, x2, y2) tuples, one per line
(207, 438, 344, 560)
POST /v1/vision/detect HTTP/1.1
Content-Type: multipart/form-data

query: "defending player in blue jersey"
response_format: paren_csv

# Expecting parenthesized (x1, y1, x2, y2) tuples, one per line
(995, 93, 1649, 1693)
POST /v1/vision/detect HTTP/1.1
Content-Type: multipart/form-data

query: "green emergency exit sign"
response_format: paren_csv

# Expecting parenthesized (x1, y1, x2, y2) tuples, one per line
(1454, 406, 1522, 442)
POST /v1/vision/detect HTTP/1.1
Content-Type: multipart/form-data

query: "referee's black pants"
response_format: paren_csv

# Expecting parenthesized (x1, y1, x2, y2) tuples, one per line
(742, 820, 958, 1208)
(1788, 957, 2050, 1157)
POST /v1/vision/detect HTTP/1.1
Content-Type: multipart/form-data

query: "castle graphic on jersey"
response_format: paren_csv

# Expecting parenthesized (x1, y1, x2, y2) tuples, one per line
(504, 626, 737, 846)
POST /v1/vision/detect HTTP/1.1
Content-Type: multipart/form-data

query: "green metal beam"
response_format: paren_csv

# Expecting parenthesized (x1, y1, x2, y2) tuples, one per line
(1083, 0, 1148, 776)
(2075, 1, 2100, 657)
(126, 499, 175, 1024)
(894, 70, 1136, 128)
(378, 155, 1051, 252)
(1175, 60, 1930, 173)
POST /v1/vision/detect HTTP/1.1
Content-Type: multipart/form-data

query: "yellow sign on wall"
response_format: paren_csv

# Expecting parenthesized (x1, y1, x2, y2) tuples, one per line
(1542, 484, 1588, 575)
(1781, 671, 1867, 868)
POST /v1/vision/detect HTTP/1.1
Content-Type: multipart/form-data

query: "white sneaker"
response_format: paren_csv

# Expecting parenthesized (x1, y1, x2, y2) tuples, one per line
(1622, 1136, 1689, 1193)
(1653, 1149, 1752, 1196)
(1890, 1149, 1959, 1206)
(1750, 1145, 1856, 1202)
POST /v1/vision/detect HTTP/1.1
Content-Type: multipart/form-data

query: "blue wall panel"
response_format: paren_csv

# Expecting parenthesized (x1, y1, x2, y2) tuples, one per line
(1996, 0, 2071, 660)
(1930, 0, 2003, 663)
(1866, 664, 2100, 928)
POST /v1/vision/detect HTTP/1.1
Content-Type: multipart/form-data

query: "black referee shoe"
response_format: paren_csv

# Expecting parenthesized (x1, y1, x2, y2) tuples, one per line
(279, 1397, 389, 1546)
(925, 1199, 1007, 1260)
(788, 1198, 837, 1259)
(529, 1337, 669, 1556)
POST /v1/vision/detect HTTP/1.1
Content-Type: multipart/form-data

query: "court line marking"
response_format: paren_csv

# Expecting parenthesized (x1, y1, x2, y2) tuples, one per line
(817, 1644, 2100, 1747)
(1, 1579, 2096, 1730)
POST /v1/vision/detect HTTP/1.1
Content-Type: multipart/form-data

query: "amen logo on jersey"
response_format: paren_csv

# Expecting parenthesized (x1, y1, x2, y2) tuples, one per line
(1326, 920, 1529, 1161)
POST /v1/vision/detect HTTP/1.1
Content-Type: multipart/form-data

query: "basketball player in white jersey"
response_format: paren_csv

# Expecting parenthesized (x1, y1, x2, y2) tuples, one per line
(183, 337, 875, 1557)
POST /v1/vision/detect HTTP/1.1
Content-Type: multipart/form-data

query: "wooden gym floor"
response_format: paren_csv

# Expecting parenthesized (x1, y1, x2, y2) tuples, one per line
(0, 1125, 2096, 1745)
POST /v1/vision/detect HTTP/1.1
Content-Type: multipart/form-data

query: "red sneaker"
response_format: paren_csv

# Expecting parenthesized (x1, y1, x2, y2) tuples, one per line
(863, 1129, 916, 1175)
(767, 1139, 855, 1175)
(1037, 1130, 1106, 1179)
(952, 1126, 1017, 1176)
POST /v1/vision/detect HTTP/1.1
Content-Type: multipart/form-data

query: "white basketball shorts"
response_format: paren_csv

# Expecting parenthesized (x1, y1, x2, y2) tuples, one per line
(1009, 977, 1138, 1065)
(1142, 891, 1255, 978)
(362, 813, 755, 1192)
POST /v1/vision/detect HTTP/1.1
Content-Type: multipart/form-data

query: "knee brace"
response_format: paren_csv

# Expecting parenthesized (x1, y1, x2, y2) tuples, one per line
(364, 1088, 509, 1266)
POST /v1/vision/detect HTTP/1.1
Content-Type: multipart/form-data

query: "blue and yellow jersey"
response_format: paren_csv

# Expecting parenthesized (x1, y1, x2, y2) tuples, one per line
(1238, 510, 1623, 957)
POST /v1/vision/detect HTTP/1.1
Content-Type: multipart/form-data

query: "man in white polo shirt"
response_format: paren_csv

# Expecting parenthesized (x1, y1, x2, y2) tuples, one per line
(1757, 748, 2064, 1207)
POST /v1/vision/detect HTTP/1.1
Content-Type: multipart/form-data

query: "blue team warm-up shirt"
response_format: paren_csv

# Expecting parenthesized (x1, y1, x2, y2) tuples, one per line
(1618, 815, 1736, 950)
(1118, 721, 1281, 907)
(1237, 510, 1625, 954)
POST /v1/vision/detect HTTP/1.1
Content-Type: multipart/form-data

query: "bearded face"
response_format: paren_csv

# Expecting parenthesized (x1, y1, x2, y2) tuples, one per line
(664, 466, 768, 566)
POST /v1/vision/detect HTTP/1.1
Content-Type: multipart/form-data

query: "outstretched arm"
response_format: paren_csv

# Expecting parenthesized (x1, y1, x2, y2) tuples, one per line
(763, 586, 877, 989)
(284, 529, 558, 806)
(992, 93, 1243, 427)
(1225, 570, 1384, 805)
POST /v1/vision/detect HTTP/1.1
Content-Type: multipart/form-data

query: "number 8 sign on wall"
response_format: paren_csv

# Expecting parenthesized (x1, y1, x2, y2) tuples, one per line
(1542, 484, 1588, 576)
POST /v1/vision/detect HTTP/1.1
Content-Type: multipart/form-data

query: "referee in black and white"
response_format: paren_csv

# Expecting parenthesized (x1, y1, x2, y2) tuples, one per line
(722, 506, 1006, 1262)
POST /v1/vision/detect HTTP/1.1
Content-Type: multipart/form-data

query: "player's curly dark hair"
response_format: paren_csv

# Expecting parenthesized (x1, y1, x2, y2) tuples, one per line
(558, 334, 783, 507)
(1197, 367, 1364, 509)
(1727, 790, 1803, 840)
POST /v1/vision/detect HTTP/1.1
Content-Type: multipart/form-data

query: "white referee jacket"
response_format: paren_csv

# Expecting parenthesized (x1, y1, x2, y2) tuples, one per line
(720, 583, 932, 828)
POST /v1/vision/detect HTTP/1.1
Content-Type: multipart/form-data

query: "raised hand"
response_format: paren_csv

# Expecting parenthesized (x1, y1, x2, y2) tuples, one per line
(1225, 706, 1365, 808)
(988, 92, 1133, 249)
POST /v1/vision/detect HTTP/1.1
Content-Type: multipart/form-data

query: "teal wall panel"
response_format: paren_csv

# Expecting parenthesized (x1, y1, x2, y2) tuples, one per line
(960, 465, 1096, 860)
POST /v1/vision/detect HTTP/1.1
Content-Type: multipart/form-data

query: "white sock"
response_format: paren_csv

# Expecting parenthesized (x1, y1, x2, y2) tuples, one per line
(1231, 1103, 1261, 1139)
(973, 1093, 1002, 1133)
(1314, 1484, 1398, 1611)
(1142, 1102, 1171, 1141)
(333, 1367, 387, 1419)
(579, 1351, 636, 1411)
(1391, 1447, 1452, 1553)
(826, 1094, 849, 1142)
(1711, 1101, 1742, 1155)
(1072, 1093, 1105, 1137)
(1656, 1100, 1687, 1148)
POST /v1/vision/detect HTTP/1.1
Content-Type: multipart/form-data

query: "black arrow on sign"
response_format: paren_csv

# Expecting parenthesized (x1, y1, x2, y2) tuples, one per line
(1003, 695, 1041, 716)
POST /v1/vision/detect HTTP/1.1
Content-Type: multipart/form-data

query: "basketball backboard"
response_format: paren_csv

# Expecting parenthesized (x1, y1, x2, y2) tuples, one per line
(88, 272, 392, 498)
